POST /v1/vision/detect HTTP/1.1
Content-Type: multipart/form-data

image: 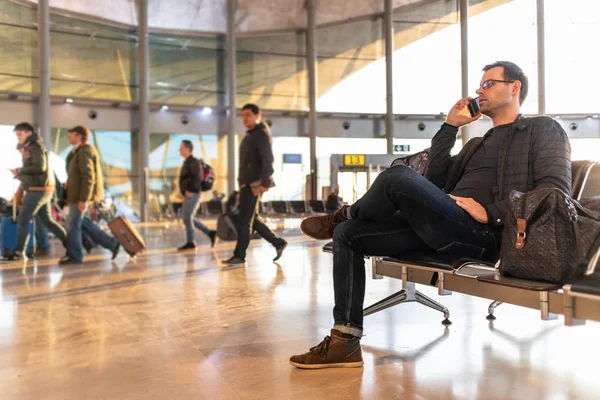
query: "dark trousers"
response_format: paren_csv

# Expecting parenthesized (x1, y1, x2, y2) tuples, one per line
(233, 185, 285, 260)
(332, 165, 501, 337)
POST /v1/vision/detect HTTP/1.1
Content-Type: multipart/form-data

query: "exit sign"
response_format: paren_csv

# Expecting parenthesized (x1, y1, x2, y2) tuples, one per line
(394, 144, 411, 153)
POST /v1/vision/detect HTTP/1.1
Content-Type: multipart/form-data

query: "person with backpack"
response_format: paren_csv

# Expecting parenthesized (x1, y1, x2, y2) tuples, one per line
(177, 140, 217, 251)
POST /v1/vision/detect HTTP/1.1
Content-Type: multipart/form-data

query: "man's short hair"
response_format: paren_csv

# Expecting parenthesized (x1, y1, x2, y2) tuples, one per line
(69, 125, 89, 141)
(14, 122, 35, 133)
(483, 61, 529, 105)
(181, 140, 193, 152)
(242, 103, 260, 115)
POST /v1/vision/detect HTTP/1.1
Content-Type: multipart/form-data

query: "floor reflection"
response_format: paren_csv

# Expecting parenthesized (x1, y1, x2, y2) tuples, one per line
(0, 222, 599, 399)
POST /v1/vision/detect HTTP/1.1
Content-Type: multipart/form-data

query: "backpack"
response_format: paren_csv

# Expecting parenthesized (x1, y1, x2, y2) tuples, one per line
(500, 188, 600, 284)
(200, 161, 216, 192)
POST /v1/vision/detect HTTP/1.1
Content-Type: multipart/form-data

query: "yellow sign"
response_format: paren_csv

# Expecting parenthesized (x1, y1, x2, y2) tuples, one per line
(343, 154, 366, 166)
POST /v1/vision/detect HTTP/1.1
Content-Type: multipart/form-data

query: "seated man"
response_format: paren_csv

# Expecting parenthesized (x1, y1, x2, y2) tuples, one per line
(289, 61, 571, 369)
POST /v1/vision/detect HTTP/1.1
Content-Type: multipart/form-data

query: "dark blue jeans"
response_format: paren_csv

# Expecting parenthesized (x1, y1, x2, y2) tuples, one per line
(66, 204, 85, 262)
(82, 217, 119, 251)
(333, 165, 500, 337)
(35, 217, 50, 252)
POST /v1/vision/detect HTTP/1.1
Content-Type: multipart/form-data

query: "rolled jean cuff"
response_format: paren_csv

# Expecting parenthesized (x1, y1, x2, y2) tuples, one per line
(334, 322, 363, 338)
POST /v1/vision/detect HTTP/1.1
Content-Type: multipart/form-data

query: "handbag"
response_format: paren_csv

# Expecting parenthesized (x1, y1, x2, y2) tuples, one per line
(500, 188, 600, 284)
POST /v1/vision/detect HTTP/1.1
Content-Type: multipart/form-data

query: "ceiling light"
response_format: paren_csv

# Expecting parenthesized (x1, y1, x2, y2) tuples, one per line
(201, 107, 212, 116)
(161, 105, 169, 111)
(65, 98, 74, 103)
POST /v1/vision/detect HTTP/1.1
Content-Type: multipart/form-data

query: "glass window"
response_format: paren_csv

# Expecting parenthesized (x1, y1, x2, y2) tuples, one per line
(468, 0, 538, 115)
(261, 137, 310, 201)
(49, 14, 138, 101)
(149, 34, 223, 106)
(0, 125, 24, 199)
(545, 0, 600, 114)
(570, 139, 600, 162)
(317, 18, 384, 113)
(317, 3, 460, 114)
(237, 33, 307, 111)
(393, 0, 460, 114)
(0, 0, 38, 94)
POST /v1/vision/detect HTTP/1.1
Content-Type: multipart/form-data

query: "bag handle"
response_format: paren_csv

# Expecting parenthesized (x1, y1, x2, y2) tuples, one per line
(515, 192, 528, 249)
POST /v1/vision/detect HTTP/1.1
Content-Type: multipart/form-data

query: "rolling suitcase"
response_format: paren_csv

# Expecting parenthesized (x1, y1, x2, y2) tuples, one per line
(2, 205, 35, 259)
(107, 215, 145, 257)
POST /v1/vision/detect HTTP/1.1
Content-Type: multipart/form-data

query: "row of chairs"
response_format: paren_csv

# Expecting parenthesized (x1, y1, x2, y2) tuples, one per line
(197, 200, 330, 217)
(323, 160, 600, 327)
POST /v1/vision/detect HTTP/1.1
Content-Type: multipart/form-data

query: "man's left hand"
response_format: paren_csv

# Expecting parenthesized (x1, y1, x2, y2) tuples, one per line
(449, 195, 488, 224)
(258, 185, 269, 193)
(78, 201, 88, 212)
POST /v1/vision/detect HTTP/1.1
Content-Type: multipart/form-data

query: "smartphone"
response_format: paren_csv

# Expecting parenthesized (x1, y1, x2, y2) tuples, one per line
(467, 97, 480, 117)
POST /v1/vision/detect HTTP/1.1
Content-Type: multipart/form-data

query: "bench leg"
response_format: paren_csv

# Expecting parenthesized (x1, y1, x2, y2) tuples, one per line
(486, 300, 503, 320)
(415, 290, 452, 325)
(363, 289, 410, 316)
(371, 256, 383, 280)
(363, 282, 451, 325)
(563, 295, 586, 327)
(540, 292, 558, 321)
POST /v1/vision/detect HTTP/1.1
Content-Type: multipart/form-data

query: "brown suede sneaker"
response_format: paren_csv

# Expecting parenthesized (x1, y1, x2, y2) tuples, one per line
(289, 329, 363, 369)
(300, 205, 349, 240)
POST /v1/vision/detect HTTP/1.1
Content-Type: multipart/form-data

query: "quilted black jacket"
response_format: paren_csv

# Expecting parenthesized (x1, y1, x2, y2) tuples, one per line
(425, 115, 572, 226)
(238, 122, 275, 188)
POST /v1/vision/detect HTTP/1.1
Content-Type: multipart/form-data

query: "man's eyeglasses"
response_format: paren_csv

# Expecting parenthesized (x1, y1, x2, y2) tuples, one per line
(479, 79, 516, 90)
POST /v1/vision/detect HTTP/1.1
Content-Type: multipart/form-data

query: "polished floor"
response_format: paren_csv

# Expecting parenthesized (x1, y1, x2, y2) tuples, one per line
(1, 221, 599, 399)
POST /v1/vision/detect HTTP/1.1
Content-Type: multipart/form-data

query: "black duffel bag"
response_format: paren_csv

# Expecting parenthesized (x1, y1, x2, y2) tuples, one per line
(500, 188, 600, 284)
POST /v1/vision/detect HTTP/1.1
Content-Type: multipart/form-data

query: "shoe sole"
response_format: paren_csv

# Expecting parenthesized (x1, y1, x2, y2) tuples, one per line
(221, 258, 246, 266)
(300, 220, 334, 241)
(289, 360, 364, 369)
(273, 243, 288, 261)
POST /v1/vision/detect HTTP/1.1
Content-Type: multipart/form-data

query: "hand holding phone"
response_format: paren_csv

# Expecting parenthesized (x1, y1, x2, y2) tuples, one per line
(446, 97, 481, 127)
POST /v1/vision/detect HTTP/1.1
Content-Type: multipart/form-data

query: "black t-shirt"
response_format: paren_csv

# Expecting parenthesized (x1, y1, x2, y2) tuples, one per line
(451, 123, 512, 206)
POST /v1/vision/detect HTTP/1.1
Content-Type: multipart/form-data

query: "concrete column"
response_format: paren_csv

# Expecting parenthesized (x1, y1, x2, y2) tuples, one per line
(537, 0, 546, 115)
(459, 0, 469, 144)
(227, 0, 237, 194)
(37, 0, 51, 145)
(384, 0, 394, 154)
(307, 0, 318, 199)
(138, 0, 150, 222)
